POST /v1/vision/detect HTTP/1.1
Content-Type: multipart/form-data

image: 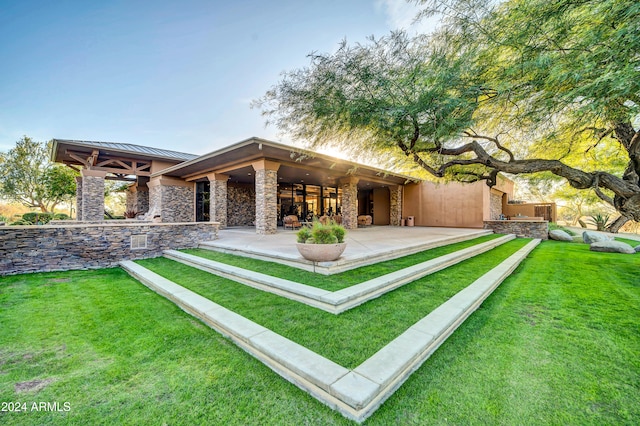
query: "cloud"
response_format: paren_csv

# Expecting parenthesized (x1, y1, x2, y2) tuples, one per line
(374, 0, 440, 34)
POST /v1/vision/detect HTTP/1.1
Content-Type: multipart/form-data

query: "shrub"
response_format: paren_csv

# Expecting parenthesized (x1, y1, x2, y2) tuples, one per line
(54, 213, 70, 220)
(331, 224, 346, 243)
(313, 226, 337, 244)
(21, 212, 54, 224)
(296, 227, 312, 243)
(296, 220, 346, 244)
(9, 219, 32, 226)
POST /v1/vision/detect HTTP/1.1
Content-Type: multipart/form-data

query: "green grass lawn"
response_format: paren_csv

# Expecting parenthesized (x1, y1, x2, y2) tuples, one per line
(1, 239, 638, 425)
(138, 238, 530, 368)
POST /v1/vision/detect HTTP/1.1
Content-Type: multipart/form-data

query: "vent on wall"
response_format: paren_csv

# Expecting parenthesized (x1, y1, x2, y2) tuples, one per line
(131, 234, 148, 250)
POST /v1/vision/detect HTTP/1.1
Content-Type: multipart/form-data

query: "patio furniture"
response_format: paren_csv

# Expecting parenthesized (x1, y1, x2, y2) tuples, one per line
(357, 215, 372, 227)
(283, 215, 302, 230)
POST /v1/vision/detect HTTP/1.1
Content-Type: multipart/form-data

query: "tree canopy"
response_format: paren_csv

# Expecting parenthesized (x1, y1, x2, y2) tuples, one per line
(255, 0, 640, 230)
(0, 136, 77, 213)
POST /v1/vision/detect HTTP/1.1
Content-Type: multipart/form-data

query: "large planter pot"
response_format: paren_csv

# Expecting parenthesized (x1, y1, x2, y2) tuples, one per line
(296, 242, 347, 262)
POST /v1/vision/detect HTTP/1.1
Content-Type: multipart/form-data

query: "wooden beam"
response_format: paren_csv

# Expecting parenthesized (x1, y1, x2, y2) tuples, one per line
(89, 149, 99, 166)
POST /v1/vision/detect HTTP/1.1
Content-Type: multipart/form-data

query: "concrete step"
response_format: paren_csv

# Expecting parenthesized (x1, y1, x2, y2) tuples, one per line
(120, 238, 540, 423)
(165, 234, 516, 314)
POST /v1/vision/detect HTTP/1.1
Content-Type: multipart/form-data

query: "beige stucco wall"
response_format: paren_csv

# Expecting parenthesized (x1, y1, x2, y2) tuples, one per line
(373, 187, 390, 225)
(403, 181, 491, 228)
(493, 174, 514, 195)
(151, 160, 179, 174)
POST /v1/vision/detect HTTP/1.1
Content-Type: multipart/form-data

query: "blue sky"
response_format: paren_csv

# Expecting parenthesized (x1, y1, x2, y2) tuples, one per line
(0, 0, 437, 155)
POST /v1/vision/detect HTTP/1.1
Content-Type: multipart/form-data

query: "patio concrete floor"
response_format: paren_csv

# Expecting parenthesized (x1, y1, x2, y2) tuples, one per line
(199, 226, 493, 274)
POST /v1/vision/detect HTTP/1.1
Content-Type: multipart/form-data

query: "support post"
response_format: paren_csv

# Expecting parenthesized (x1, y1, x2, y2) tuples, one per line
(80, 169, 107, 222)
(207, 173, 228, 228)
(253, 160, 280, 234)
(340, 176, 359, 230)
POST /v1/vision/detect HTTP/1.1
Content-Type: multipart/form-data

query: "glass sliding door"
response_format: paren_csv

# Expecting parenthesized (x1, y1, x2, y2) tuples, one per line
(195, 181, 210, 222)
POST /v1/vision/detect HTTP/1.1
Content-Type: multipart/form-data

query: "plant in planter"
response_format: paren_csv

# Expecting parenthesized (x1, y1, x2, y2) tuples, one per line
(588, 213, 612, 231)
(295, 220, 347, 262)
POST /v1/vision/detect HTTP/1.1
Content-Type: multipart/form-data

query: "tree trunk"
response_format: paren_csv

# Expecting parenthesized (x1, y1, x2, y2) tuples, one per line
(606, 215, 630, 233)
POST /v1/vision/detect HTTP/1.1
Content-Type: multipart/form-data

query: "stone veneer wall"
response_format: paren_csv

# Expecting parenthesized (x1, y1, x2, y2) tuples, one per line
(137, 190, 149, 215)
(163, 185, 194, 222)
(254, 169, 278, 234)
(148, 184, 162, 219)
(0, 222, 219, 276)
(490, 191, 503, 220)
(227, 184, 255, 226)
(125, 189, 149, 215)
(82, 175, 105, 221)
(484, 220, 548, 240)
(148, 183, 194, 222)
(210, 178, 228, 227)
(389, 185, 403, 226)
(340, 179, 359, 229)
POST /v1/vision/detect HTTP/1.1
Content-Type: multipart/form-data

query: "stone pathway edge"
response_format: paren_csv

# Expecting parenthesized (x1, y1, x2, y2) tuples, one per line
(120, 238, 539, 423)
(163, 234, 516, 314)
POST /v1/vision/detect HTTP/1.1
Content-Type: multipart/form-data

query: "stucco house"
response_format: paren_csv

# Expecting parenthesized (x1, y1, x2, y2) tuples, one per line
(51, 137, 555, 234)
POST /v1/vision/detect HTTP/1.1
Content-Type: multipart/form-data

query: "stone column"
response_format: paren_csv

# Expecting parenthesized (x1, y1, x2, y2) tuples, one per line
(207, 173, 228, 227)
(134, 177, 150, 215)
(252, 160, 280, 235)
(75, 176, 83, 221)
(389, 185, 403, 226)
(340, 176, 359, 230)
(80, 169, 107, 222)
(147, 176, 195, 222)
(126, 186, 136, 213)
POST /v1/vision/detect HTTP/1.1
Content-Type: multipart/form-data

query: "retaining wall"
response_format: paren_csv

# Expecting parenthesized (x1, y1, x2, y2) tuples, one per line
(484, 220, 548, 240)
(0, 222, 219, 276)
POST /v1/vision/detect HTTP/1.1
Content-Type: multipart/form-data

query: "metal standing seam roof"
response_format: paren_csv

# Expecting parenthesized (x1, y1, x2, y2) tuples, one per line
(52, 139, 198, 162)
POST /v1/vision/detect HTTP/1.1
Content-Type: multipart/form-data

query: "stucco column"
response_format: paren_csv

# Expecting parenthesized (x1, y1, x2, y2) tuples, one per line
(340, 176, 359, 230)
(207, 173, 228, 227)
(253, 160, 280, 235)
(389, 185, 403, 226)
(80, 169, 107, 222)
(148, 176, 195, 222)
(75, 176, 83, 221)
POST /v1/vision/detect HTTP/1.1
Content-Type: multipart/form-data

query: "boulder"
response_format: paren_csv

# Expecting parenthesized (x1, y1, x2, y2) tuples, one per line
(590, 241, 636, 254)
(549, 229, 573, 242)
(635, 245, 640, 253)
(582, 230, 613, 244)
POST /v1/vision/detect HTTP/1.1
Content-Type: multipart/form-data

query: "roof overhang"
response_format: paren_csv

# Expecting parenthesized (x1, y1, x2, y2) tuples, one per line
(154, 137, 419, 188)
(51, 139, 196, 178)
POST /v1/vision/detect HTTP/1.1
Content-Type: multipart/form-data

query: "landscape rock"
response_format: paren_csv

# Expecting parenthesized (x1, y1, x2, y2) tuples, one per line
(635, 245, 640, 253)
(590, 241, 636, 254)
(549, 229, 573, 242)
(582, 230, 613, 244)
